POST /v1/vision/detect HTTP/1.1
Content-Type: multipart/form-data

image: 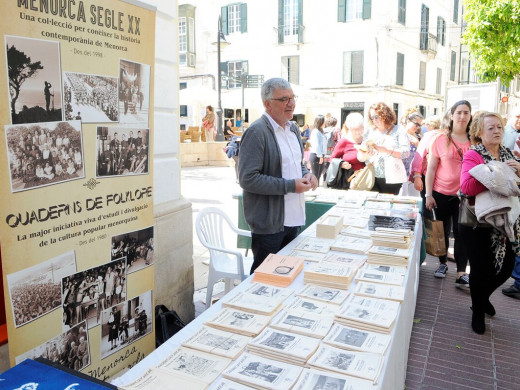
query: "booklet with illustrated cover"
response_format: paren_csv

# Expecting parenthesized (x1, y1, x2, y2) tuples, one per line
(284, 296, 339, 317)
(205, 308, 272, 337)
(323, 323, 391, 354)
(252, 253, 304, 287)
(292, 237, 332, 253)
(307, 345, 383, 383)
(210, 378, 257, 390)
(331, 236, 372, 254)
(288, 250, 327, 263)
(222, 352, 303, 390)
(269, 309, 334, 339)
(355, 269, 404, 286)
(182, 325, 252, 359)
(120, 368, 209, 390)
(247, 327, 320, 365)
(155, 347, 231, 384)
(293, 368, 377, 390)
(335, 297, 400, 333)
(354, 281, 405, 302)
(222, 283, 294, 315)
(297, 284, 350, 305)
(322, 253, 366, 269)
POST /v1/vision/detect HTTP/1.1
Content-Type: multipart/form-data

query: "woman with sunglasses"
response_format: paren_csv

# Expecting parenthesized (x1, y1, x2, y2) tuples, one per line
(401, 111, 424, 177)
(425, 100, 472, 286)
(358, 102, 410, 194)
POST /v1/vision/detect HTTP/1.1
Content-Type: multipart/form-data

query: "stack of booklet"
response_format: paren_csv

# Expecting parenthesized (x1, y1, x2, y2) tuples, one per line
(181, 325, 252, 359)
(284, 296, 340, 317)
(368, 214, 415, 232)
(353, 281, 405, 302)
(354, 269, 404, 286)
(121, 368, 210, 390)
(292, 237, 333, 254)
(367, 245, 410, 267)
(288, 249, 327, 263)
(210, 378, 258, 389)
(364, 200, 392, 210)
(269, 309, 335, 338)
(297, 284, 350, 306)
(330, 236, 372, 255)
(222, 352, 303, 390)
(293, 368, 377, 390)
(247, 327, 321, 365)
(307, 345, 384, 384)
(370, 228, 413, 249)
(252, 253, 304, 287)
(322, 253, 366, 269)
(362, 263, 407, 275)
(340, 225, 372, 239)
(206, 308, 272, 337)
(323, 323, 392, 354)
(154, 347, 232, 388)
(222, 283, 294, 316)
(303, 262, 356, 289)
(334, 296, 400, 334)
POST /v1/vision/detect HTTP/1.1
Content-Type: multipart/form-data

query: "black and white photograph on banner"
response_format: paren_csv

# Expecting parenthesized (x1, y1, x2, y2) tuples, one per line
(4, 35, 63, 124)
(100, 290, 153, 359)
(7, 250, 76, 328)
(61, 257, 127, 332)
(111, 226, 154, 273)
(15, 320, 91, 371)
(4, 120, 85, 192)
(119, 59, 151, 127)
(96, 126, 149, 177)
(63, 71, 118, 123)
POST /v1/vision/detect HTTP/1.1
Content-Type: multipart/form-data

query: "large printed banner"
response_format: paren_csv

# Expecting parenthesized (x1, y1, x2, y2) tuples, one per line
(0, 0, 156, 380)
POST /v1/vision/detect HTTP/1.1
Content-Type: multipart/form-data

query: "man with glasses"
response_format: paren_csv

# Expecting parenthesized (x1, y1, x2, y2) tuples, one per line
(238, 78, 318, 273)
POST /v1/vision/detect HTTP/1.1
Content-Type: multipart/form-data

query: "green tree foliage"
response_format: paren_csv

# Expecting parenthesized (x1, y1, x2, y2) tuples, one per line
(462, 0, 520, 85)
(6, 45, 43, 114)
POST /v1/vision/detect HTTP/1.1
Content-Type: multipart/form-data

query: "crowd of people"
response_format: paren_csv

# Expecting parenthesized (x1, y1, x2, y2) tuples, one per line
(97, 130, 148, 176)
(64, 73, 118, 121)
(12, 281, 62, 327)
(7, 126, 83, 189)
(62, 260, 126, 329)
(297, 101, 520, 335)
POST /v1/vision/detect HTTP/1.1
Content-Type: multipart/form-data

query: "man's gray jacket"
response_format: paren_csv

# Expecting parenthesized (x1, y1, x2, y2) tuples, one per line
(238, 115, 309, 234)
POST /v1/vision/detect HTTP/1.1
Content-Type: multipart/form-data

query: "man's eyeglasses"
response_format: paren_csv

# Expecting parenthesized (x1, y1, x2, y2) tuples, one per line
(412, 122, 422, 128)
(370, 114, 380, 121)
(271, 96, 298, 104)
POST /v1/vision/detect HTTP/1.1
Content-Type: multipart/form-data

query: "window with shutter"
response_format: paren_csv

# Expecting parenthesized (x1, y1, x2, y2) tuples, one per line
(450, 51, 456, 81)
(436, 68, 442, 94)
(398, 0, 406, 25)
(282, 56, 300, 84)
(343, 51, 364, 84)
(396, 53, 404, 86)
(419, 61, 426, 91)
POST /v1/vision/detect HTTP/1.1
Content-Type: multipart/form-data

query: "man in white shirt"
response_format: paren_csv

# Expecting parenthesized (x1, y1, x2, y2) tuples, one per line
(238, 78, 318, 272)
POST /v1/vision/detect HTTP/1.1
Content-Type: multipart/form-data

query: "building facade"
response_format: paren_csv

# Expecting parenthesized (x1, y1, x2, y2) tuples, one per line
(178, 0, 476, 127)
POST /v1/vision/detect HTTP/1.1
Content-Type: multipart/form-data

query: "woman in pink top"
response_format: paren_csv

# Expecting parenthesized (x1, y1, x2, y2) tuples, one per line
(459, 112, 520, 334)
(425, 100, 472, 285)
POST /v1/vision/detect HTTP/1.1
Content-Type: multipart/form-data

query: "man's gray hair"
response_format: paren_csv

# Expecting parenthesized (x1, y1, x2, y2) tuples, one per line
(345, 112, 364, 129)
(261, 78, 291, 102)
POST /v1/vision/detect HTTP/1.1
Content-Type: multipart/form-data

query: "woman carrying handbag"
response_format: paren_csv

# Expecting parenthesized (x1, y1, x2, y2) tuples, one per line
(459, 111, 520, 334)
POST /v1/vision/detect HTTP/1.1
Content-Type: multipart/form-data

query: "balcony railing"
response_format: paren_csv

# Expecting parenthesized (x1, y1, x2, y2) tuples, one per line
(420, 32, 437, 56)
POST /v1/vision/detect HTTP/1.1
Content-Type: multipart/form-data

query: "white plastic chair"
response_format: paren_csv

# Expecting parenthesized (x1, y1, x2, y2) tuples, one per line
(196, 207, 254, 308)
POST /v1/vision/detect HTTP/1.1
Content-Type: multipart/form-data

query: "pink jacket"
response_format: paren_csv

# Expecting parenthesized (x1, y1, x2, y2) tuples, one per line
(460, 150, 488, 196)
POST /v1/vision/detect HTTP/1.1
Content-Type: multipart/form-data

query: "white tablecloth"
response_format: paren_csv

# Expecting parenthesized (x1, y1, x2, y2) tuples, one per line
(112, 215, 422, 390)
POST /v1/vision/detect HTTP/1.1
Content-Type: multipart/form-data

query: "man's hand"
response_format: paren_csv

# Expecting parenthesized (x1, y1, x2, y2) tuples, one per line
(295, 178, 312, 193)
(303, 173, 318, 190)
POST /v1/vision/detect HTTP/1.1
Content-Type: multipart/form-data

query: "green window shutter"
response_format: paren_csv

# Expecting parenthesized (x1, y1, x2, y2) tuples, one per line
(240, 3, 247, 33)
(362, 0, 371, 20)
(298, 0, 303, 43)
(221, 6, 228, 35)
(278, 0, 284, 44)
(396, 53, 404, 86)
(338, 0, 346, 22)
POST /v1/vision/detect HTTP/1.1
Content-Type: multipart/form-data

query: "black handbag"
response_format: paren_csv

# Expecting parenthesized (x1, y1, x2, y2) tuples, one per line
(155, 305, 186, 347)
(458, 193, 491, 229)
